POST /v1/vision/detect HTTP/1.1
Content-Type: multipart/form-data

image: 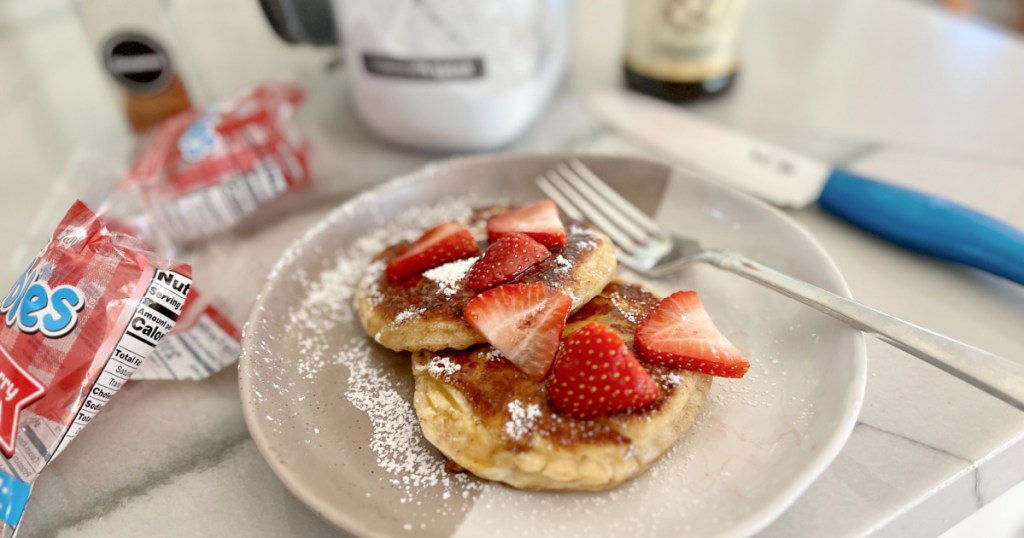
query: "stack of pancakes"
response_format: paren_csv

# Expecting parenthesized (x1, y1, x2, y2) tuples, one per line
(355, 208, 711, 491)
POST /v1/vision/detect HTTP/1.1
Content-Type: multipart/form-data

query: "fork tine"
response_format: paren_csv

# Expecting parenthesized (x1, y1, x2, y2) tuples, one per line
(554, 163, 653, 244)
(538, 176, 634, 263)
(567, 159, 664, 236)
(536, 175, 584, 221)
(539, 171, 644, 255)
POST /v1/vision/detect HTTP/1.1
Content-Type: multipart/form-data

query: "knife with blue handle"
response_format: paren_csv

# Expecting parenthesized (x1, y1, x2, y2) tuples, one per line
(589, 89, 1024, 285)
(820, 170, 1024, 284)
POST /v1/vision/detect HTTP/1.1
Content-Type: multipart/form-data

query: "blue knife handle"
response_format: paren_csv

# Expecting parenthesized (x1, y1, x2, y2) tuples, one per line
(818, 168, 1024, 285)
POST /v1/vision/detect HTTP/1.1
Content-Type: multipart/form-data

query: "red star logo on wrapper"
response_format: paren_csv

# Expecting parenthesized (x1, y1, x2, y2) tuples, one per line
(0, 345, 46, 458)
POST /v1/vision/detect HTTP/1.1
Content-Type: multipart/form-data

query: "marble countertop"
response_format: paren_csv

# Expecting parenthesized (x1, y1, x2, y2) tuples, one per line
(1, 0, 1023, 536)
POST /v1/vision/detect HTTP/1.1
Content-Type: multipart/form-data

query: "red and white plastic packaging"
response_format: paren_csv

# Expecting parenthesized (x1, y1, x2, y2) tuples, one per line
(5, 83, 310, 389)
(100, 82, 309, 381)
(119, 83, 310, 247)
(0, 201, 191, 535)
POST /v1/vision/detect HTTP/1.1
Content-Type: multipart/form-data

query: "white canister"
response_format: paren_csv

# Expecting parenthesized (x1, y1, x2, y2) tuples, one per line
(335, 0, 568, 151)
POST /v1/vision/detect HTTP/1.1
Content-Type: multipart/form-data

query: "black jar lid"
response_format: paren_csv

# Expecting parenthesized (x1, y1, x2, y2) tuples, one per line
(259, 0, 338, 46)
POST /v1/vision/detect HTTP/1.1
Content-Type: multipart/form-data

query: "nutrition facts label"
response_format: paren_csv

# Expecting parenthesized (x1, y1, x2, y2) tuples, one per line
(152, 155, 289, 244)
(0, 268, 191, 532)
(135, 307, 240, 381)
(50, 268, 191, 460)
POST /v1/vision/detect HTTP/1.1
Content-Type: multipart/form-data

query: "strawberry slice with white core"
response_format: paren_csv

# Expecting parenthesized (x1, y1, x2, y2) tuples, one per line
(487, 199, 567, 249)
(465, 232, 550, 290)
(463, 282, 571, 381)
(386, 222, 479, 283)
(634, 291, 750, 378)
(548, 322, 661, 419)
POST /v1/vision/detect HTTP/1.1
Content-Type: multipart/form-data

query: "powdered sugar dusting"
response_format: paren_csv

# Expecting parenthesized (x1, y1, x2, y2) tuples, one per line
(394, 306, 426, 325)
(610, 290, 646, 324)
(503, 400, 541, 441)
(426, 356, 461, 378)
(423, 256, 478, 297)
(567, 223, 600, 250)
(550, 282, 580, 310)
(663, 371, 683, 389)
(551, 254, 572, 274)
(359, 259, 386, 307)
(252, 194, 494, 529)
(336, 339, 436, 486)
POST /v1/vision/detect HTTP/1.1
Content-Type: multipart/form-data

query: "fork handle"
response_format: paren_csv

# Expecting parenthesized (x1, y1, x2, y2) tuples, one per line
(705, 250, 1024, 411)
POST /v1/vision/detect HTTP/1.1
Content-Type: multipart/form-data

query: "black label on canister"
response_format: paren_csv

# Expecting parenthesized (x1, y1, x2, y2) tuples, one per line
(363, 54, 484, 81)
(102, 32, 174, 93)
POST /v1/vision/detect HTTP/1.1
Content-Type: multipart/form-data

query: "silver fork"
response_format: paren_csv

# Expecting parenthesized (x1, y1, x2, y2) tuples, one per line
(538, 159, 1024, 412)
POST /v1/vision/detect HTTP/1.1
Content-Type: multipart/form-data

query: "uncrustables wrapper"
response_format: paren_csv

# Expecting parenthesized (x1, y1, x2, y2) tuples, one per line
(0, 201, 191, 536)
(120, 82, 310, 248)
(94, 83, 308, 381)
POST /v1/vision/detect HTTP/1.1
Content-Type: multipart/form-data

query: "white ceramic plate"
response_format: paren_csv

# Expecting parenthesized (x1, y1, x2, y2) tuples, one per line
(239, 153, 866, 538)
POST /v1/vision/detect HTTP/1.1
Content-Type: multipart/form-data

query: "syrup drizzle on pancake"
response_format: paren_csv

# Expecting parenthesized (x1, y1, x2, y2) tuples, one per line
(419, 282, 689, 450)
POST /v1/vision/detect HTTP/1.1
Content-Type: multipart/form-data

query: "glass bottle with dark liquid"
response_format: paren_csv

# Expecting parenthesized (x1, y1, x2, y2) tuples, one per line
(624, 0, 747, 103)
(78, 0, 196, 134)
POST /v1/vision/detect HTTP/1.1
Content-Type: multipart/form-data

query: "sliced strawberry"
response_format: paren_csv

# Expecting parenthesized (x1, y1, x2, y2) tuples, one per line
(386, 222, 479, 283)
(465, 232, 550, 290)
(548, 322, 661, 419)
(635, 291, 749, 378)
(463, 282, 571, 381)
(487, 199, 567, 249)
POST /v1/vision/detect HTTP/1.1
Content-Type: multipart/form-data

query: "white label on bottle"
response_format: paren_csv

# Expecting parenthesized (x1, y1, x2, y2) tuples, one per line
(625, 0, 748, 82)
